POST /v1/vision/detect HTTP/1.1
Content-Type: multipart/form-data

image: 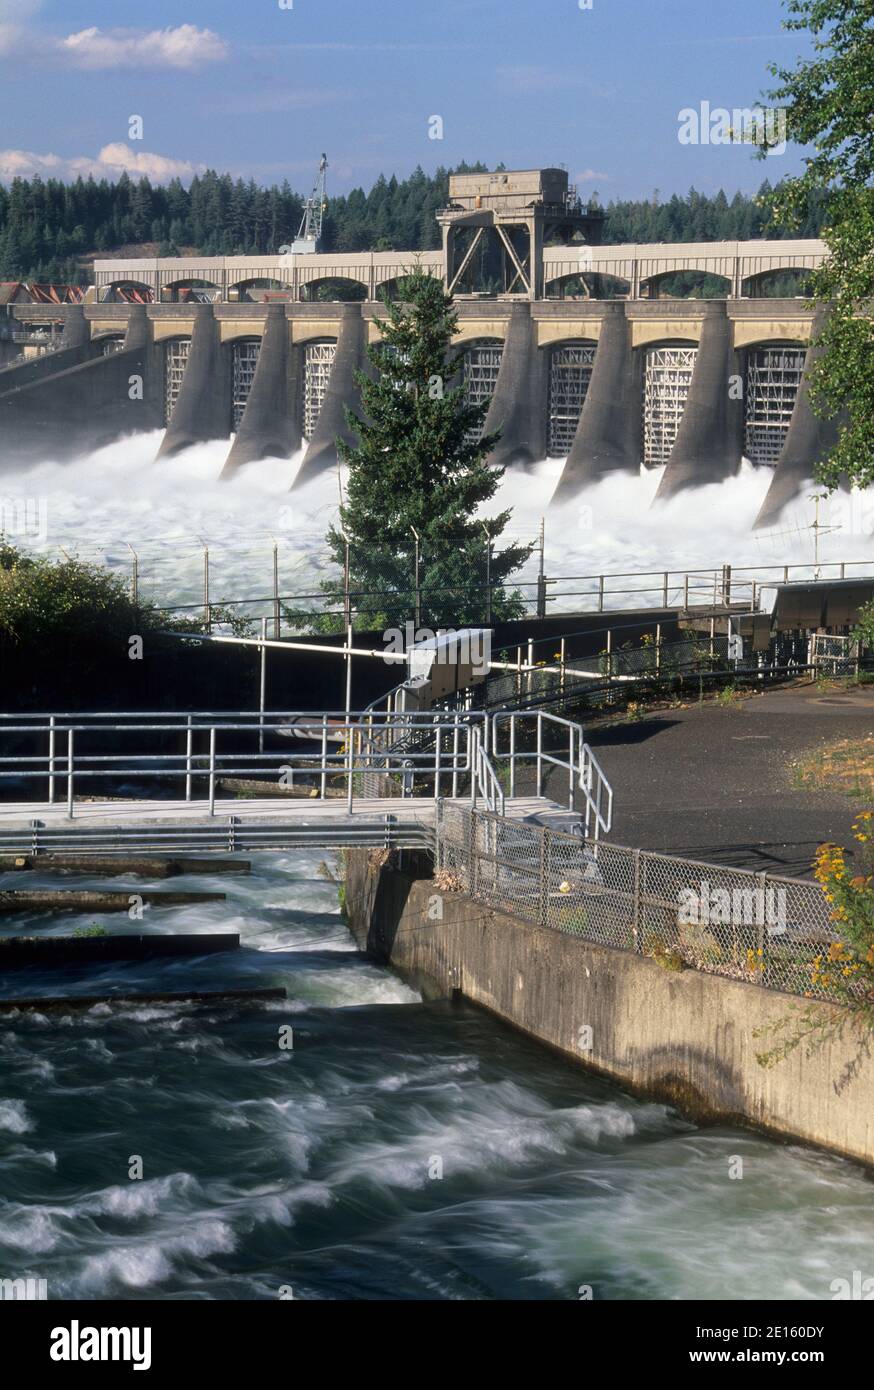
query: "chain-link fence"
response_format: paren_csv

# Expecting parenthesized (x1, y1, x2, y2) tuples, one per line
(435, 803, 842, 1003)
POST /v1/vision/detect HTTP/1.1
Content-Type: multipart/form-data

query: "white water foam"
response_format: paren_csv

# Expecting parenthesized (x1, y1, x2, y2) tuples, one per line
(4, 434, 873, 613)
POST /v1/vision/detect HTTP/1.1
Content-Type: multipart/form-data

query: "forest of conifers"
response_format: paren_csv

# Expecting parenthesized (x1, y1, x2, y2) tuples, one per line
(0, 160, 830, 284)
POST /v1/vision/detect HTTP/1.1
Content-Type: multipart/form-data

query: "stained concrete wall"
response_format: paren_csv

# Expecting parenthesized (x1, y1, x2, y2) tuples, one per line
(346, 853, 874, 1167)
(157, 304, 231, 457)
(483, 302, 547, 467)
(222, 305, 300, 476)
(293, 303, 367, 489)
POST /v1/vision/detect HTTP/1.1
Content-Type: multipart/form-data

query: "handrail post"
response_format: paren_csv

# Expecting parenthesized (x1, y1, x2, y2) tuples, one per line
(631, 848, 642, 952)
(66, 728, 74, 819)
(509, 716, 516, 799)
(435, 725, 442, 802)
(48, 715, 56, 804)
(451, 721, 460, 800)
(320, 716, 328, 800)
(185, 716, 193, 802)
(536, 714, 543, 798)
(208, 727, 216, 815)
(346, 723, 354, 814)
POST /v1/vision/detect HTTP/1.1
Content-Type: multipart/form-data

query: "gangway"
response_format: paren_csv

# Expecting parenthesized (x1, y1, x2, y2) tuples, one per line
(0, 708, 613, 853)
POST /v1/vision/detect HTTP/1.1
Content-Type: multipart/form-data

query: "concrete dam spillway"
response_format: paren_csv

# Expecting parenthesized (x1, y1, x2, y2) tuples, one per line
(0, 217, 832, 530)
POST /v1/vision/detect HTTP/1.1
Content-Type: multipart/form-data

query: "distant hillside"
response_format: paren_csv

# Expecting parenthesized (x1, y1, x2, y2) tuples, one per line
(0, 164, 830, 285)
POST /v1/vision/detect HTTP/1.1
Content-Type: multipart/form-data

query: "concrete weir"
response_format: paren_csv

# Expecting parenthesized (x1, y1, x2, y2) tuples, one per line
(347, 852, 874, 1168)
(0, 292, 829, 518)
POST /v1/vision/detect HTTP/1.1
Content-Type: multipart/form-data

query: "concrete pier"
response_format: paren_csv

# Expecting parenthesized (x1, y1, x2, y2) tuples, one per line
(293, 304, 367, 488)
(483, 302, 547, 468)
(655, 302, 744, 500)
(222, 304, 300, 476)
(157, 305, 230, 458)
(754, 307, 841, 529)
(551, 304, 640, 502)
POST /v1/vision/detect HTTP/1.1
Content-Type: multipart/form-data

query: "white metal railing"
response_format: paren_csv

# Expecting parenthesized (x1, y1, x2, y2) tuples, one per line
(0, 710, 484, 818)
(0, 707, 612, 831)
(490, 710, 613, 838)
(471, 727, 505, 815)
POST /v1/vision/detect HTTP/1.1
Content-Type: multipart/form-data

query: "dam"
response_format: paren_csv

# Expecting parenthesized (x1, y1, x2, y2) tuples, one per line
(0, 169, 832, 528)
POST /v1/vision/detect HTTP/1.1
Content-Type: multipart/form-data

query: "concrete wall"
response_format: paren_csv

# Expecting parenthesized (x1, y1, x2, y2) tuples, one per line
(346, 853, 874, 1167)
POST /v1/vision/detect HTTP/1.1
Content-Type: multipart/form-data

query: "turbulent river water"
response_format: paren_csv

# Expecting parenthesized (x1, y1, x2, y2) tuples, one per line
(2, 853, 874, 1302)
(5, 431, 874, 611)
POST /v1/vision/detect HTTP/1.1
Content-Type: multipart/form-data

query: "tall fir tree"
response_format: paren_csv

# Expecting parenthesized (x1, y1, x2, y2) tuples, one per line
(304, 272, 532, 632)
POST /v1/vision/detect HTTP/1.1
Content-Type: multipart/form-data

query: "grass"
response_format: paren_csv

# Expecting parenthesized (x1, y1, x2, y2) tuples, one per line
(792, 736, 874, 801)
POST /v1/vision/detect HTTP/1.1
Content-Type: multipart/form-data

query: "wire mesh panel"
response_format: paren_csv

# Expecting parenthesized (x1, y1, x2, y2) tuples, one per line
(744, 346, 806, 465)
(642, 346, 697, 466)
(463, 340, 504, 445)
(548, 343, 597, 456)
(302, 340, 337, 439)
(231, 339, 261, 431)
(164, 338, 191, 424)
(435, 804, 839, 1002)
(809, 633, 859, 677)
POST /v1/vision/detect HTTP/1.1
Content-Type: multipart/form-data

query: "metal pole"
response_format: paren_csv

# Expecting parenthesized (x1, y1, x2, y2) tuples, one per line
(662, 572, 669, 608)
(66, 728, 74, 819)
(259, 617, 267, 756)
(203, 546, 211, 634)
(346, 722, 355, 814)
(560, 638, 566, 700)
(656, 623, 662, 675)
(273, 542, 281, 639)
(185, 716, 193, 802)
(598, 575, 605, 612)
(48, 715, 55, 803)
(208, 727, 216, 815)
(607, 629, 613, 680)
(345, 622, 353, 717)
(536, 713, 543, 797)
(320, 716, 328, 800)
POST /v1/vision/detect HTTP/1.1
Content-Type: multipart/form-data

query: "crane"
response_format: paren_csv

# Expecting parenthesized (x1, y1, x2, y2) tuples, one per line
(279, 154, 328, 255)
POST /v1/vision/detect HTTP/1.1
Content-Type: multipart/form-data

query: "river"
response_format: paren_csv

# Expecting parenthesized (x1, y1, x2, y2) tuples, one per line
(1, 852, 872, 1302)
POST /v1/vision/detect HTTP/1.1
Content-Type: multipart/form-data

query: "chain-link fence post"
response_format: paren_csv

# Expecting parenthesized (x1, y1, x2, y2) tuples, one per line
(632, 848, 642, 952)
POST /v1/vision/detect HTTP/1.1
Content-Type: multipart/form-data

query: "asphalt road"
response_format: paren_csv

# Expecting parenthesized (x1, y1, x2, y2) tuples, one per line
(573, 684, 874, 876)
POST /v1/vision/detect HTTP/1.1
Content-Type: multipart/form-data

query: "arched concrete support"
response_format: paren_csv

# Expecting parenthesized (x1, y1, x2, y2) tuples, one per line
(655, 302, 743, 500)
(292, 304, 367, 490)
(156, 305, 230, 458)
(482, 303, 546, 468)
(754, 307, 840, 529)
(221, 306, 300, 476)
(550, 304, 640, 503)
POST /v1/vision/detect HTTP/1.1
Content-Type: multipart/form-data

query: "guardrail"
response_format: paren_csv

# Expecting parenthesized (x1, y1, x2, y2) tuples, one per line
(0, 710, 482, 816)
(491, 710, 613, 838)
(435, 803, 837, 1003)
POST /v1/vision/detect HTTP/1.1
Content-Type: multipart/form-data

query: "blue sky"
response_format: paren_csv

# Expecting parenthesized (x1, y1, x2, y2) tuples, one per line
(0, 0, 813, 200)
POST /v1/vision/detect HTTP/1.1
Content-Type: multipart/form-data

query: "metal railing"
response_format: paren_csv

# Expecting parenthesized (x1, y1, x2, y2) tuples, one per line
(491, 710, 613, 837)
(0, 706, 613, 834)
(0, 710, 482, 817)
(436, 803, 838, 1003)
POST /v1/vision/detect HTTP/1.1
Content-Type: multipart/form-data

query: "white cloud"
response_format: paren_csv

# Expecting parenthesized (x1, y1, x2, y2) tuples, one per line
(0, 144, 203, 184)
(0, 18, 228, 69)
(58, 25, 228, 70)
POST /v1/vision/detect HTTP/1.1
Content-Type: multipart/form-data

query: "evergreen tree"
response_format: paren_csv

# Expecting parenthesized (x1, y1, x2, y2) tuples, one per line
(301, 272, 532, 632)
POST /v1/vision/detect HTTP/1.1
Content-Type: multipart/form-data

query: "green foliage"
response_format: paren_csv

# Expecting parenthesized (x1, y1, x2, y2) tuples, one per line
(0, 540, 251, 645)
(853, 598, 874, 652)
(298, 272, 531, 632)
(754, 0, 874, 490)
